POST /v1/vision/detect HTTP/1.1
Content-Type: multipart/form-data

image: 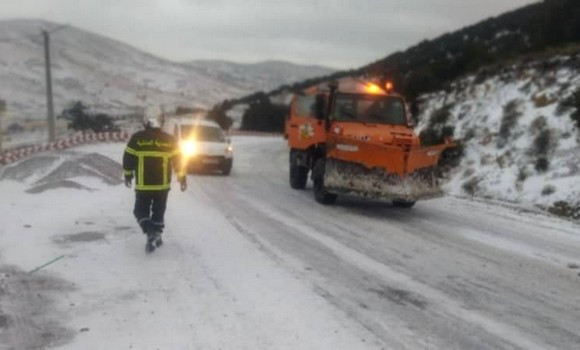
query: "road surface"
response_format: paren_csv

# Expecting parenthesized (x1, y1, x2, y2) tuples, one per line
(187, 137, 580, 350)
(1, 136, 579, 350)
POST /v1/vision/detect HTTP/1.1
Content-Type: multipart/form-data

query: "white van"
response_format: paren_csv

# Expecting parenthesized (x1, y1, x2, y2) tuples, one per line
(162, 117, 233, 175)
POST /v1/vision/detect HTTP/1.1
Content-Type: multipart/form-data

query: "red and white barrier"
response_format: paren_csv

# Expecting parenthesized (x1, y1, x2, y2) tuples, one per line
(0, 131, 130, 165)
(0, 130, 281, 166)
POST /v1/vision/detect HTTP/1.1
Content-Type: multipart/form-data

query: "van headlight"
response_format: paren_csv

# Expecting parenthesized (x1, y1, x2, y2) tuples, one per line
(182, 140, 197, 157)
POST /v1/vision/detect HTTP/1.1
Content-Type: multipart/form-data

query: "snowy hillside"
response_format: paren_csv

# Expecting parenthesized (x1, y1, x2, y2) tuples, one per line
(416, 54, 580, 218)
(0, 19, 333, 121)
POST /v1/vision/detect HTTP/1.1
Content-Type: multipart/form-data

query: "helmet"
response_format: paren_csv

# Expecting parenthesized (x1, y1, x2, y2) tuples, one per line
(144, 118, 161, 129)
(143, 105, 162, 129)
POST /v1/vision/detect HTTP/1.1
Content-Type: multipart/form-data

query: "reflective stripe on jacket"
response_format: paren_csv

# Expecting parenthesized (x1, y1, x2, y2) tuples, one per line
(123, 128, 183, 191)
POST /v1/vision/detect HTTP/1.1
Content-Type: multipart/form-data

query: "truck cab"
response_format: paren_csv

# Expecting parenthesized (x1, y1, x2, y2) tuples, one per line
(286, 78, 452, 206)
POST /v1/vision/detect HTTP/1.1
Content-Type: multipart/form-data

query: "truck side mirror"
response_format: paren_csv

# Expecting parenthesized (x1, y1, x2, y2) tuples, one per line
(315, 94, 327, 120)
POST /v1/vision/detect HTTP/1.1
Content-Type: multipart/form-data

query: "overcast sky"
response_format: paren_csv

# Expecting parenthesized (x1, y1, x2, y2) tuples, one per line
(0, 0, 538, 69)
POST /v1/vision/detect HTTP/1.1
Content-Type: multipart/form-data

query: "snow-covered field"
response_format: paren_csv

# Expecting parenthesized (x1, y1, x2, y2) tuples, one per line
(1, 137, 580, 349)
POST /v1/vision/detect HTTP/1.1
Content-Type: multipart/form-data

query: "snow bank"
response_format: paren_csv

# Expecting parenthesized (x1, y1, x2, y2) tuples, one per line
(0, 150, 123, 193)
(416, 54, 580, 217)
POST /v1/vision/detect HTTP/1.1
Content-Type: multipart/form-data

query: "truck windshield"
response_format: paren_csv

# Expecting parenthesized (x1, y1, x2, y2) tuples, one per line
(331, 94, 407, 126)
(181, 125, 225, 142)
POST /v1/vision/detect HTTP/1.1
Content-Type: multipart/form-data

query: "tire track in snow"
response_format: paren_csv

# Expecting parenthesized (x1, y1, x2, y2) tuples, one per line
(237, 195, 560, 350)
(188, 137, 580, 349)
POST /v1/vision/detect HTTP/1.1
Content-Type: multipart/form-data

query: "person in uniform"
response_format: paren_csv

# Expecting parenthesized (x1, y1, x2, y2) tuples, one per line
(123, 118, 187, 253)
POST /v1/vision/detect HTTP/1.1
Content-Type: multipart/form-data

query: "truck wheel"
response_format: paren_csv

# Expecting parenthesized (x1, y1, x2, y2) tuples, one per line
(289, 151, 308, 189)
(392, 199, 415, 208)
(313, 159, 337, 205)
(221, 159, 233, 176)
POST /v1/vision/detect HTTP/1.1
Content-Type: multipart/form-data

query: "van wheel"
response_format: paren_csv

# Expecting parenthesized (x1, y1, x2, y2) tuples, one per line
(392, 199, 415, 208)
(290, 151, 308, 189)
(313, 159, 337, 205)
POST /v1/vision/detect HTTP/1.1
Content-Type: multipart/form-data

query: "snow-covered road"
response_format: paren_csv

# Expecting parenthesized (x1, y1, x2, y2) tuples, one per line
(1, 136, 579, 350)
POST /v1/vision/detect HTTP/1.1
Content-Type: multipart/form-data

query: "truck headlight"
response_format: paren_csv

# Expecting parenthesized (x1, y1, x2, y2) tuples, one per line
(225, 145, 233, 155)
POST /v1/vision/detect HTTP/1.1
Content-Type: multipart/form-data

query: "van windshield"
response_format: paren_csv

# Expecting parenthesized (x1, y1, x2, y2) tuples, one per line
(181, 125, 225, 142)
(331, 94, 408, 126)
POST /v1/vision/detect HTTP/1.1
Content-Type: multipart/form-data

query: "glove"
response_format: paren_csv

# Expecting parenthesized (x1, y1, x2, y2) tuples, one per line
(179, 177, 187, 192)
(124, 176, 133, 188)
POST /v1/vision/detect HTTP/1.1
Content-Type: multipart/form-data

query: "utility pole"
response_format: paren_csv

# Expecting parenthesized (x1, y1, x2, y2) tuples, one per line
(43, 30, 56, 142)
(0, 100, 5, 153)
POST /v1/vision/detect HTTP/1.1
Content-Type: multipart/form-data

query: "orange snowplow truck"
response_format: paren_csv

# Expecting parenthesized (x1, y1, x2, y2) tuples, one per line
(285, 78, 454, 207)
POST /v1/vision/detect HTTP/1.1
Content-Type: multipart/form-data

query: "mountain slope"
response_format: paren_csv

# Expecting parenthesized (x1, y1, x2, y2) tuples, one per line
(416, 53, 580, 218)
(361, 0, 580, 100)
(187, 60, 335, 94)
(0, 19, 333, 120)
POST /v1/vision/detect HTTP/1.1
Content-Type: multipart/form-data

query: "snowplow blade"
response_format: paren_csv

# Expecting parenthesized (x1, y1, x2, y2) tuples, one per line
(324, 141, 451, 202)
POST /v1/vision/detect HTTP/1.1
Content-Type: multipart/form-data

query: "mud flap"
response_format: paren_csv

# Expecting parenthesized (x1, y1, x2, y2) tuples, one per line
(323, 159, 442, 202)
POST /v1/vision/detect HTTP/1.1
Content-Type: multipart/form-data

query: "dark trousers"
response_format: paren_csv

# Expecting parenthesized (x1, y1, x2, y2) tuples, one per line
(133, 190, 169, 234)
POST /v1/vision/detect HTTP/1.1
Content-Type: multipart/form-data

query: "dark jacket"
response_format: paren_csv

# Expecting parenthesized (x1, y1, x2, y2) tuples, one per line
(123, 128, 184, 191)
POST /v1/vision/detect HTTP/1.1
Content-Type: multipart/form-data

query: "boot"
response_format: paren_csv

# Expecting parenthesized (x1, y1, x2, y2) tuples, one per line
(154, 234, 163, 248)
(145, 236, 156, 253)
(142, 220, 158, 253)
(152, 222, 164, 247)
